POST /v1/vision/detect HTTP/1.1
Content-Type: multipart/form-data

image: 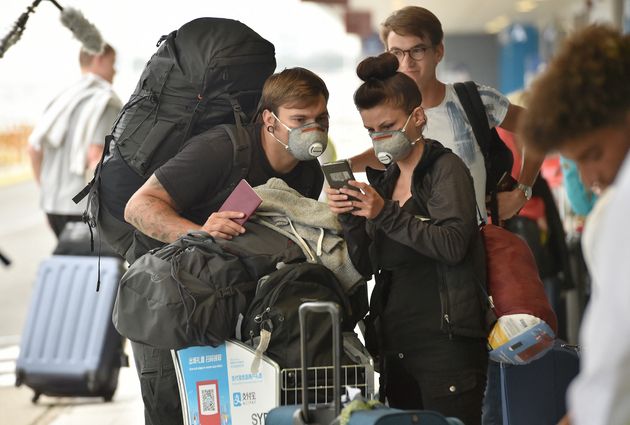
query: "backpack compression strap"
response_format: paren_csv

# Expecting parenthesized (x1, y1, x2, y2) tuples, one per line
(454, 81, 499, 224)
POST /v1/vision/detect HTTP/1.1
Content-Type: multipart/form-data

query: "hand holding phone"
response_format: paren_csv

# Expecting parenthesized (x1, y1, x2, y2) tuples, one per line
(321, 159, 360, 203)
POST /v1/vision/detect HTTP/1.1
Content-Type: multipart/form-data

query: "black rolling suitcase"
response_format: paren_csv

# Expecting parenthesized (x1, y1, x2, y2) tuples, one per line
(15, 254, 127, 402)
(266, 302, 464, 425)
(52, 221, 119, 257)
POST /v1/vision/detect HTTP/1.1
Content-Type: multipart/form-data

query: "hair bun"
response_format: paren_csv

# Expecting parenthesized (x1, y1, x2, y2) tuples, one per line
(356, 53, 399, 82)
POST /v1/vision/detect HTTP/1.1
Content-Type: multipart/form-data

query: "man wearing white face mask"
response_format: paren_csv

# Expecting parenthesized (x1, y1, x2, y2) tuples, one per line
(268, 110, 328, 160)
(125, 67, 328, 243)
(123, 67, 329, 425)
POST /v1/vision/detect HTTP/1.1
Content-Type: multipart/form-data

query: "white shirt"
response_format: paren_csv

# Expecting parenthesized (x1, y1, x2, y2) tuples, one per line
(581, 187, 616, 281)
(29, 73, 121, 215)
(568, 154, 630, 425)
(423, 83, 509, 218)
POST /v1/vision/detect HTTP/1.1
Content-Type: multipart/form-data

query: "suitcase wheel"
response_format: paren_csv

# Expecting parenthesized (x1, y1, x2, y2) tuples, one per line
(31, 392, 40, 404)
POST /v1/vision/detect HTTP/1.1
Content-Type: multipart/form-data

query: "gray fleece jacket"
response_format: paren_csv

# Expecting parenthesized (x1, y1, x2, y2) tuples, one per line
(253, 178, 364, 293)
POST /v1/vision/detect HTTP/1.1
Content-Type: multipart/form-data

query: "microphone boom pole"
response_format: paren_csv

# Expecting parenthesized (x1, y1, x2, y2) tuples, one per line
(0, 0, 104, 60)
(0, 0, 44, 59)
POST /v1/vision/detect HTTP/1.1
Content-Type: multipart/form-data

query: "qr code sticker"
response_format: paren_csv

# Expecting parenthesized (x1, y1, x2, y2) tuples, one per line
(198, 383, 218, 415)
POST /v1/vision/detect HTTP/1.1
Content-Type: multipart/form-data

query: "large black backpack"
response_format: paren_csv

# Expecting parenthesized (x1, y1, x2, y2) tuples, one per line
(74, 17, 276, 260)
(454, 81, 514, 223)
(241, 262, 353, 370)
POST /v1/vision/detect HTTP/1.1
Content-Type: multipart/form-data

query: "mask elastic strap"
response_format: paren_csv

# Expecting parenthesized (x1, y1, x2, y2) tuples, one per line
(271, 111, 292, 132)
(269, 131, 290, 150)
(268, 111, 291, 150)
(410, 136, 422, 146)
(400, 112, 414, 134)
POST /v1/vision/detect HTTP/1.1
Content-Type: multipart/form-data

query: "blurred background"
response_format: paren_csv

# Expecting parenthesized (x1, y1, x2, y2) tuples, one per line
(0, 0, 628, 423)
(2, 0, 629, 160)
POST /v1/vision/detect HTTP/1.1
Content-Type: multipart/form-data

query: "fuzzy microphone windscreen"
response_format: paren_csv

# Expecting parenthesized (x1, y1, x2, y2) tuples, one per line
(60, 7, 103, 54)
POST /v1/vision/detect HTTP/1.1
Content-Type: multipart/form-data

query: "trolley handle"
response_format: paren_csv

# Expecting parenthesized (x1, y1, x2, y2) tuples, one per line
(297, 301, 343, 423)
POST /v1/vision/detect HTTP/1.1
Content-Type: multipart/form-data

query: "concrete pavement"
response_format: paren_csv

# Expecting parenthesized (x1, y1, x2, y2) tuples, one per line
(0, 171, 146, 425)
(0, 161, 31, 187)
(0, 343, 144, 425)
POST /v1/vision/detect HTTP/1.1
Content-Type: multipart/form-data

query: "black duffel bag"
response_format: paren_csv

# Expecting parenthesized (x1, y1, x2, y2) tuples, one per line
(113, 225, 304, 349)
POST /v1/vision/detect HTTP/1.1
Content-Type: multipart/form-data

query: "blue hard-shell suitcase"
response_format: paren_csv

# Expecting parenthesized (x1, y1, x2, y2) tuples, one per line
(15, 255, 127, 402)
(266, 302, 464, 425)
(500, 340, 580, 425)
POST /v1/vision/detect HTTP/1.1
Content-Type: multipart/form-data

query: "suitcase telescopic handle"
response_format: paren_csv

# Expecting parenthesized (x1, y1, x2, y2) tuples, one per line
(297, 301, 343, 423)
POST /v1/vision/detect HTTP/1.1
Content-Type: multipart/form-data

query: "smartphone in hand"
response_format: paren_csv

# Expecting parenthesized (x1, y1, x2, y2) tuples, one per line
(218, 179, 262, 225)
(321, 159, 359, 203)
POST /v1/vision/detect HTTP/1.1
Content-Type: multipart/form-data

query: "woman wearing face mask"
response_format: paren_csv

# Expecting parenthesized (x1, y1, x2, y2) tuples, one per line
(326, 53, 490, 424)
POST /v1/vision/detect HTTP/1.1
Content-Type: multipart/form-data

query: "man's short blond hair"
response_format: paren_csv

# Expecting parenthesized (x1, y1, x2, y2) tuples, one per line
(79, 43, 115, 68)
(259, 67, 329, 114)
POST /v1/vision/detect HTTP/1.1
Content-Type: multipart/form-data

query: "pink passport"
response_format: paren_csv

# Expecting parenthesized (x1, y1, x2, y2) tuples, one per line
(218, 179, 262, 225)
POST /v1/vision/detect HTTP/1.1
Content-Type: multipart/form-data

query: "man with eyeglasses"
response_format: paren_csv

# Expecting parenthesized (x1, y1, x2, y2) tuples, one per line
(351, 6, 543, 224)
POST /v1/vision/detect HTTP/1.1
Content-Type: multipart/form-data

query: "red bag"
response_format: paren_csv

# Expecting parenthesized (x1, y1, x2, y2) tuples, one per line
(481, 223, 558, 333)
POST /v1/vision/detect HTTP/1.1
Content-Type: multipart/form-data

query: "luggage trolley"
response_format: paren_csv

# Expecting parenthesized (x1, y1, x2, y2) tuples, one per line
(173, 338, 375, 425)
(279, 337, 375, 405)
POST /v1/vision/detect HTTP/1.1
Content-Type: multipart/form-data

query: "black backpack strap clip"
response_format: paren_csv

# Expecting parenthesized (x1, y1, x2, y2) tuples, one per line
(228, 95, 248, 127)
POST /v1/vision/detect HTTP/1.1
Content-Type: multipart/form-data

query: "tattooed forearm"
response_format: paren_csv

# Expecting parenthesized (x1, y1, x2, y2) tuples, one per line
(124, 177, 200, 243)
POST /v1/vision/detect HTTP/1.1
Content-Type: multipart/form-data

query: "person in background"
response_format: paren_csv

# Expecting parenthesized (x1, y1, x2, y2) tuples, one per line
(349, 6, 544, 223)
(560, 157, 598, 217)
(517, 24, 630, 425)
(28, 44, 120, 238)
(327, 52, 489, 425)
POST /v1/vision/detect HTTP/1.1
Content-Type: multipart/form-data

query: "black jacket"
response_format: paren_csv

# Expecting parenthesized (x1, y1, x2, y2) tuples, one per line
(339, 140, 490, 339)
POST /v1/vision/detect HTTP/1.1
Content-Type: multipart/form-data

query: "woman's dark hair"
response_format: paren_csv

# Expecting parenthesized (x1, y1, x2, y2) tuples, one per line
(353, 53, 421, 113)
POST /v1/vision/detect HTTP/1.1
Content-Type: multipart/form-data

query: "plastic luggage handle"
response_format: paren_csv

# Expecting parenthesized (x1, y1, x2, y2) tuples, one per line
(297, 301, 343, 423)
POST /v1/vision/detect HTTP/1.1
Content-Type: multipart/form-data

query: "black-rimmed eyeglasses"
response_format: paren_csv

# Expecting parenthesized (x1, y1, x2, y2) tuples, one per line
(388, 46, 432, 61)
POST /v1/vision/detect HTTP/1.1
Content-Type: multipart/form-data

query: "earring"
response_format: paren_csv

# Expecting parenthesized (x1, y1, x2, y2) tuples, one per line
(267, 125, 274, 133)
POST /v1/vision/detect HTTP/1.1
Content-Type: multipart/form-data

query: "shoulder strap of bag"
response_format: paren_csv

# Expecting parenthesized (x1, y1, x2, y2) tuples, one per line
(196, 120, 253, 214)
(453, 81, 493, 167)
(454, 81, 500, 223)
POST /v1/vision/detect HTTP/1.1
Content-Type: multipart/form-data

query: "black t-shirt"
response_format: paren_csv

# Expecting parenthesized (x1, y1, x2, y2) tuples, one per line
(155, 123, 324, 225)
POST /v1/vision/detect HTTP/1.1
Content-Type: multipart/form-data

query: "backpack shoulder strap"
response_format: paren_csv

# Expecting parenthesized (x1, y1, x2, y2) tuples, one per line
(455, 81, 504, 222)
(222, 123, 251, 177)
(210, 122, 253, 203)
(453, 81, 492, 160)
